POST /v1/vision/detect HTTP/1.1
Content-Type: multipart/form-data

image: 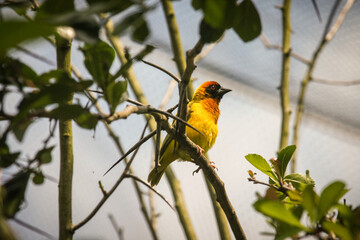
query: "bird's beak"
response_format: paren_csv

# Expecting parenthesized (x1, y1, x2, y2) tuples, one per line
(218, 87, 232, 97)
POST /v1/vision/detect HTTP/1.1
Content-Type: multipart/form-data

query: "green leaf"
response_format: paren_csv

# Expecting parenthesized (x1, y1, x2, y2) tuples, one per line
(233, 0, 262, 42)
(32, 172, 45, 185)
(301, 184, 318, 222)
(0, 21, 54, 55)
(322, 221, 352, 240)
(0, 147, 20, 168)
(49, 105, 98, 129)
(105, 80, 128, 113)
(35, 146, 54, 164)
(254, 199, 306, 230)
(199, 19, 224, 43)
(131, 17, 150, 42)
(245, 154, 277, 181)
(202, 0, 236, 29)
(284, 172, 314, 191)
(81, 41, 115, 90)
(317, 181, 347, 221)
(277, 145, 296, 178)
(2, 171, 31, 218)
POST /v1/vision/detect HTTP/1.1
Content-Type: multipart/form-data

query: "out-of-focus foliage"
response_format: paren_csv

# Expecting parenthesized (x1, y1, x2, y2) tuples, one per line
(246, 146, 360, 240)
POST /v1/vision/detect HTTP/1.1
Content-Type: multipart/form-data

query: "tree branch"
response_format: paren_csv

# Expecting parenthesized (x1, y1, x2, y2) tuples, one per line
(291, 0, 354, 173)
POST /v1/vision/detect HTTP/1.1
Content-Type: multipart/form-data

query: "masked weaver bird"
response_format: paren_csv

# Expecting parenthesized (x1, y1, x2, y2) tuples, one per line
(147, 81, 231, 186)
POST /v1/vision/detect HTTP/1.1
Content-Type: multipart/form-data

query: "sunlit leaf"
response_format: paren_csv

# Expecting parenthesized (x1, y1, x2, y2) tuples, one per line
(322, 221, 352, 240)
(277, 145, 296, 178)
(284, 172, 314, 191)
(233, 0, 262, 42)
(317, 181, 347, 221)
(254, 199, 306, 230)
(301, 184, 318, 222)
(245, 154, 277, 182)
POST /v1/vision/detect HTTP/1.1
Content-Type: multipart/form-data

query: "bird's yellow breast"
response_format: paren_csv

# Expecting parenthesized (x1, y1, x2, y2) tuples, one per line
(186, 100, 219, 152)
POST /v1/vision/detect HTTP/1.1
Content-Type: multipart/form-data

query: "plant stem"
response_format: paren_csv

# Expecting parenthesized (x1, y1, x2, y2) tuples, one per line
(56, 35, 73, 240)
(279, 0, 292, 151)
(104, 18, 197, 240)
(160, 0, 194, 97)
(204, 174, 231, 240)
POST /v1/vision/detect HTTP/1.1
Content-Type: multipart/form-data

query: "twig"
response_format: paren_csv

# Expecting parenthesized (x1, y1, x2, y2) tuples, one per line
(72, 122, 148, 232)
(108, 214, 124, 240)
(125, 174, 175, 211)
(158, 80, 177, 110)
(291, 0, 354, 173)
(310, 77, 360, 85)
(103, 130, 156, 176)
(12, 217, 56, 240)
(154, 121, 161, 171)
(260, 34, 310, 64)
(15, 46, 55, 66)
(142, 60, 181, 83)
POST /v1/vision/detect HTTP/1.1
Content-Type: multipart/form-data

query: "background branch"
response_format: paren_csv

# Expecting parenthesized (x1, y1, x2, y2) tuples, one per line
(291, 0, 354, 173)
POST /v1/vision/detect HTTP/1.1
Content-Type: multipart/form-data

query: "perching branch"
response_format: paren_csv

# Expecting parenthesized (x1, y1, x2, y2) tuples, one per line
(278, 0, 293, 151)
(291, 0, 354, 173)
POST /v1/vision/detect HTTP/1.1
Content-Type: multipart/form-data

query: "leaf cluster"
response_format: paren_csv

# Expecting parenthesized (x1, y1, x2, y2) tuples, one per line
(245, 145, 360, 240)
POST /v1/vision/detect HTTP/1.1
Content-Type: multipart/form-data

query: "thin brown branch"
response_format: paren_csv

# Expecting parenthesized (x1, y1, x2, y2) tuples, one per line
(291, 0, 354, 173)
(108, 214, 124, 240)
(311, 77, 360, 86)
(125, 174, 175, 211)
(13, 217, 56, 240)
(142, 60, 181, 83)
(15, 46, 55, 66)
(260, 33, 310, 64)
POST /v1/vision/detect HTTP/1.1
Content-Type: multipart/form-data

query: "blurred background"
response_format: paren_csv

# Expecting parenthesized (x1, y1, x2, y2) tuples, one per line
(3, 0, 360, 239)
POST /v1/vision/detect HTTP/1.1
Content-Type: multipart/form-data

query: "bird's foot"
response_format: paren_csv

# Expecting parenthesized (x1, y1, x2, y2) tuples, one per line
(192, 166, 201, 176)
(196, 145, 204, 158)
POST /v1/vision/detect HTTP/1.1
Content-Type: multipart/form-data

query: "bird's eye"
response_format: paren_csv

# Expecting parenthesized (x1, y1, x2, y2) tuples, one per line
(210, 85, 216, 90)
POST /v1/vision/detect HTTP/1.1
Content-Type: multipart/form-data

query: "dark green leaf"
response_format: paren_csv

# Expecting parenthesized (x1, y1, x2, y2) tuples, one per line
(74, 111, 98, 129)
(86, 0, 133, 14)
(35, 146, 54, 164)
(301, 184, 318, 222)
(13, 119, 33, 142)
(322, 221, 352, 240)
(284, 172, 314, 191)
(37, 0, 75, 17)
(105, 80, 128, 113)
(32, 172, 45, 185)
(202, 0, 236, 29)
(49, 105, 98, 129)
(245, 154, 277, 181)
(0, 57, 38, 89)
(254, 199, 306, 230)
(317, 181, 347, 220)
(2, 171, 31, 218)
(113, 11, 143, 36)
(277, 145, 296, 178)
(199, 19, 224, 43)
(131, 17, 150, 42)
(233, 0, 262, 42)
(0, 21, 54, 55)
(0, 148, 20, 168)
(1, 1, 32, 16)
(81, 41, 115, 89)
(274, 225, 302, 240)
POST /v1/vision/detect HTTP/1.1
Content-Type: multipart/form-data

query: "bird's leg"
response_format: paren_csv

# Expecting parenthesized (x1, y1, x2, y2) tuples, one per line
(209, 161, 218, 171)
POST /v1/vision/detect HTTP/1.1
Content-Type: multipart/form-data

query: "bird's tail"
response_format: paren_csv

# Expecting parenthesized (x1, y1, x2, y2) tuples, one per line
(147, 162, 169, 186)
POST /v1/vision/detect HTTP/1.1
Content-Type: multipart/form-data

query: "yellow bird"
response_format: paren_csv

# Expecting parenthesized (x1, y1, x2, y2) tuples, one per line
(148, 81, 231, 186)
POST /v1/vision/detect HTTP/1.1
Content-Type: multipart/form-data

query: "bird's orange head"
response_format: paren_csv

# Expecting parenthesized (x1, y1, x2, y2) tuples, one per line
(192, 81, 231, 103)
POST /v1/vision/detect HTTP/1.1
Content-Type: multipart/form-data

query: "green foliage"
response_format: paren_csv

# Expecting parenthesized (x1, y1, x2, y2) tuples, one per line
(192, 0, 261, 42)
(246, 145, 360, 239)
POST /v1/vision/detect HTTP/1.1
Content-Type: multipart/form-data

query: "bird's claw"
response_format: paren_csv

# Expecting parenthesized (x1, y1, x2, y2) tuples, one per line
(196, 145, 204, 158)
